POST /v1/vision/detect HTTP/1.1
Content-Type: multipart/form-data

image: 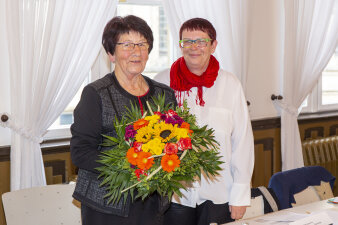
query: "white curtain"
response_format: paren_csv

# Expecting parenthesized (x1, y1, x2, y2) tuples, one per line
(3, 0, 118, 190)
(278, 0, 338, 171)
(162, 0, 251, 90)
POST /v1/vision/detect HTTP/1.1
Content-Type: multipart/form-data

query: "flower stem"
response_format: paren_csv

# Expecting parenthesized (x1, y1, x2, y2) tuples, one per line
(148, 153, 165, 159)
(121, 180, 142, 193)
(180, 150, 188, 160)
(121, 164, 163, 193)
(146, 101, 154, 115)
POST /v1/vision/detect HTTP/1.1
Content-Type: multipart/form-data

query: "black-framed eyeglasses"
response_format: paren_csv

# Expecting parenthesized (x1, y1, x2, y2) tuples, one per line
(116, 42, 149, 51)
(179, 38, 212, 48)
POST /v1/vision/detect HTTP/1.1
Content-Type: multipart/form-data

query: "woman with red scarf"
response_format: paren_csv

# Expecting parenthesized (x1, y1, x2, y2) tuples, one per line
(155, 18, 254, 225)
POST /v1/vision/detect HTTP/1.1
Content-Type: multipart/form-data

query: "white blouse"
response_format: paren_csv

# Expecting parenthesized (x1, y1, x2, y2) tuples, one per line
(154, 68, 254, 207)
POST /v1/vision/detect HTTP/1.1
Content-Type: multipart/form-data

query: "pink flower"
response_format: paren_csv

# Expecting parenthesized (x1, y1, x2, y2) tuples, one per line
(133, 142, 143, 152)
(177, 137, 192, 151)
(166, 109, 178, 117)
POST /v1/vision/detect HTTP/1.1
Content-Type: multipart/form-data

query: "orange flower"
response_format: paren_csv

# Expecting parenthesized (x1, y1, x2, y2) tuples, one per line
(161, 154, 180, 172)
(126, 147, 139, 165)
(180, 122, 190, 130)
(133, 119, 149, 130)
(180, 122, 193, 135)
(137, 152, 154, 170)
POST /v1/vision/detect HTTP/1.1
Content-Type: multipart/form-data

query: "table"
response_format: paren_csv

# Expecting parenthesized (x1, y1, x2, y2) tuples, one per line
(225, 198, 338, 225)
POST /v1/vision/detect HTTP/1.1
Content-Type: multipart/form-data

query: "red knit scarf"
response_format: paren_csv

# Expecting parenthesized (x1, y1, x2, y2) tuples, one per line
(170, 55, 220, 106)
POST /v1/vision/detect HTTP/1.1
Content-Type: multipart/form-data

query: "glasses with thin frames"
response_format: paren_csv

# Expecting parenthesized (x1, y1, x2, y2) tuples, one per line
(116, 42, 149, 51)
(179, 38, 212, 48)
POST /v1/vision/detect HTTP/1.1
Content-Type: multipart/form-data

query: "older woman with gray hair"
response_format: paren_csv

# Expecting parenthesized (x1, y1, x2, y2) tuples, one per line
(70, 15, 177, 225)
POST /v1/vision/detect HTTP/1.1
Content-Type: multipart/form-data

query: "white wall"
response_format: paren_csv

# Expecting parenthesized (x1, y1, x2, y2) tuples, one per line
(0, 0, 284, 146)
(0, 0, 11, 146)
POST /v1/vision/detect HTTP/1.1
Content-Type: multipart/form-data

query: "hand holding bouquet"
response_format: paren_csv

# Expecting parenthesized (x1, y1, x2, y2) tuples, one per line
(97, 95, 223, 204)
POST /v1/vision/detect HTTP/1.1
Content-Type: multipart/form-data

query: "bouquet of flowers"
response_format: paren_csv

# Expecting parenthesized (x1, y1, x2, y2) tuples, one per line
(97, 95, 223, 205)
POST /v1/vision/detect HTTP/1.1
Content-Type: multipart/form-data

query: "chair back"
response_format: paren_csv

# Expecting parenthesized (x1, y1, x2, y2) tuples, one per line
(2, 183, 81, 225)
(243, 186, 280, 219)
(268, 166, 335, 209)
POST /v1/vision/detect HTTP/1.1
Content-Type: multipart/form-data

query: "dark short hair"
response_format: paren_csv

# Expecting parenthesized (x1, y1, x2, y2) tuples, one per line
(102, 15, 153, 55)
(179, 18, 216, 43)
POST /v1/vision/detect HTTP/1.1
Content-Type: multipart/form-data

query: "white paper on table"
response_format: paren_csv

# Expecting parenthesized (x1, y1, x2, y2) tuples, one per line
(289, 211, 333, 225)
(247, 212, 309, 224)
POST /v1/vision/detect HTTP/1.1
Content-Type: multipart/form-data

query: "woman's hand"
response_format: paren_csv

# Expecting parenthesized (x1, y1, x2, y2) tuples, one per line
(229, 205, 247, 220)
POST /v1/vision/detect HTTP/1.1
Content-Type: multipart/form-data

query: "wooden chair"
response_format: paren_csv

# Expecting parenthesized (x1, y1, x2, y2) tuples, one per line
(2, 183, 81, 225)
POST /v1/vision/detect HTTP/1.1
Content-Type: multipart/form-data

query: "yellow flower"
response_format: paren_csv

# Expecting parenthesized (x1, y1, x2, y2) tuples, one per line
(153, 121, 177, 142)
(135, 126, 153, 143)
(144, 114, 160, 127)
(142, 138, 165, 155)
(175, 127, 189, 140)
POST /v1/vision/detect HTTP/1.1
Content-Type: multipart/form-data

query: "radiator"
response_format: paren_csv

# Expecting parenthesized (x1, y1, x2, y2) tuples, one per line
(302, 136, 338, 196)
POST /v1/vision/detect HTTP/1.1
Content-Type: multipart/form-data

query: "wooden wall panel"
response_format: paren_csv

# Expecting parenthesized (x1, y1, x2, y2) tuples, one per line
(0, 115, 338, 225)
(252, 128, 281, 188)
(0, 161, 10, 225)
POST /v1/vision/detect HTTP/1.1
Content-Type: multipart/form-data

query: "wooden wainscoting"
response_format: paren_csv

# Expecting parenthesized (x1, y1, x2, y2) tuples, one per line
(251, 114, 338, 189)
(252, 118, 281, 188)
(299, 115, 338, 140)
(1, 114, 338, 225)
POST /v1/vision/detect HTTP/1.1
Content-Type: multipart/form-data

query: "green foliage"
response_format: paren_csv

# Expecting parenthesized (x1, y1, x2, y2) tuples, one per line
(96, 94, 223, 205)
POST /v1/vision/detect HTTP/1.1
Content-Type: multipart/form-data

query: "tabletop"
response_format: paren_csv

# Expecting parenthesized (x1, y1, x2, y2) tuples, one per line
(224, 198, 338, 225)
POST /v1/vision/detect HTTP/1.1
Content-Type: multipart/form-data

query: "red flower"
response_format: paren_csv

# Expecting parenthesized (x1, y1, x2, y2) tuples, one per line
(166, 109, 177, 117)
(164, 143, 178, 155)
(154, 111, 162, 116)
(134, 169, 148, 181)
(133, 142, 143, 152)
(177, 137, 192, 151)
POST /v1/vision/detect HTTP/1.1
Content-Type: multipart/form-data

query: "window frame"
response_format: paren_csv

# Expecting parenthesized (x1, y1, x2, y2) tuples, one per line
(301, 48, 338, 114)
(44, 0, 174, 141)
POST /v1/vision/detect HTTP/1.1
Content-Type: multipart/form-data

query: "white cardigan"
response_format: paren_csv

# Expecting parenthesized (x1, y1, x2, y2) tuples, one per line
(154, 68, 254, 207)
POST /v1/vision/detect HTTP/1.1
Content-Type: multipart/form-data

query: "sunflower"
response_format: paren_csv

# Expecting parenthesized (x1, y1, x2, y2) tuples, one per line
(161, 154, 180, 172)
(153, 121, 177, 142)
(142, 138, 165, 155)
(137, 152, 154, 170)
(134, 126, 153, 143)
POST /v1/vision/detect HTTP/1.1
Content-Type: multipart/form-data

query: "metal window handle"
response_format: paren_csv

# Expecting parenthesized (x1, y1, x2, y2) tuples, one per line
(1, 114, 9, 122)
(271, 94, 283, 101)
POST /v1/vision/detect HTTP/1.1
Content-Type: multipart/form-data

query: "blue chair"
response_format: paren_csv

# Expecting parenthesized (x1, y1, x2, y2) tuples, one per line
(268, 166, 335, 209)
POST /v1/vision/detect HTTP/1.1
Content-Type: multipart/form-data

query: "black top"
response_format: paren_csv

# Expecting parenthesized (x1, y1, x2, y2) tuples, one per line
(70, 72, 177, 172)
(70, 72, 177, 216)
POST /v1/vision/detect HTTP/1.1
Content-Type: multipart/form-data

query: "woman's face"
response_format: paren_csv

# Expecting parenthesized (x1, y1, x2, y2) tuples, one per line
(180, 29, 217, 75)
(110, 31, 149, 78)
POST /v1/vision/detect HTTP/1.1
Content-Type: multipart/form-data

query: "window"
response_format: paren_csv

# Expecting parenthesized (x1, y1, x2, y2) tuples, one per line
(45, 0, 173, 139)
(117, 0, 173, 78)
(301, 46, 338, 113)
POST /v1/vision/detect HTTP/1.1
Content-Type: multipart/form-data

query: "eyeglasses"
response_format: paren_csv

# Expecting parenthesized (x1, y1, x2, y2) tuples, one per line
(179, 38, 212, 48)
(116, 42, 149, 51)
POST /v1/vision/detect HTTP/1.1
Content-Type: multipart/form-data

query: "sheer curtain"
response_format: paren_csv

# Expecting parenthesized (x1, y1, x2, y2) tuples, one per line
(277, 0, 338, 171)
(162, 0, 251, 90)
(3, 0, 118, 190)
